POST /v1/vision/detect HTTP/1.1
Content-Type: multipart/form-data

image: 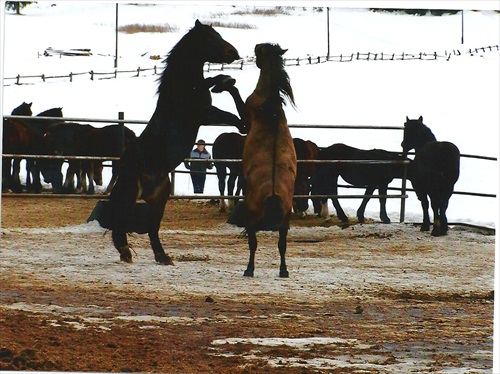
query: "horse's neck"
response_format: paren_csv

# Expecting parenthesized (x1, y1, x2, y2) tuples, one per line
(416, 127, 437, 150)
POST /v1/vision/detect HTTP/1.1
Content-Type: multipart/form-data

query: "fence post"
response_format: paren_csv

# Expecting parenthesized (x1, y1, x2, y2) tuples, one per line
(90, 70, 94, 80)
(170, 171, 176, 196)
(118, 112, 125, 153)
(16, 74, 20, 85)
(137, 67, 141, 77)
(69, 72, 73, 82)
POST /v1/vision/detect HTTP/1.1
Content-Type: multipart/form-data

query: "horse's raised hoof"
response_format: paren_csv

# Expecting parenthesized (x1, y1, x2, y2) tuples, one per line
(211, 75, 236, 93)
(119, 246, 133, 263)
(155, 253, 174, 266)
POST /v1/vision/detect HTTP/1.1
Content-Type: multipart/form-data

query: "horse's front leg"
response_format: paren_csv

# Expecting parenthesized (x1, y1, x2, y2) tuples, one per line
(331, 176, 348, 223)
(378, 185, 391, 224)
(142, 173, 174, 265)
(419, 194, 431, 232)
(278, 227, 289, 278)
(244, 229, 257, 277)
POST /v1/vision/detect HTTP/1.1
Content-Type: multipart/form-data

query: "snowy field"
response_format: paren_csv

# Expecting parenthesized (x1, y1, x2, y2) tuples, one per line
(1, 1, 499, 229)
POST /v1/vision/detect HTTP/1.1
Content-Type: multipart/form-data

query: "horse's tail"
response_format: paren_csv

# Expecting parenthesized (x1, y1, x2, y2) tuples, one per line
(261, 194, 284, 231)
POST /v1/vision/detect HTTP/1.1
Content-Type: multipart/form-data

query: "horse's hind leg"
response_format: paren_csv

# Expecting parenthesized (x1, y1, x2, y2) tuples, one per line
(109, 173, 139, 263)
(278, 227, 289, 278)
(143, 174, 174, 265)
(431, 198, 449, 236)
(244, 229, 257, 277)
(357, 186, 374, 223)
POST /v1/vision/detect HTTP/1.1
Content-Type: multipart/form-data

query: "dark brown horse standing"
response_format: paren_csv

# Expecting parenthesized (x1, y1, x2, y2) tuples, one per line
(227, 43, 297, 278)
(107, 20, 242, 264)
(401, 116, 460, 236)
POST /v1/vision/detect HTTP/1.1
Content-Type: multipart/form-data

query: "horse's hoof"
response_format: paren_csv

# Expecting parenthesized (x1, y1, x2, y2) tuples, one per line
(279, 271, 289, 278)
(156, 254, 174, 266)
(243, 270, 254, 277)
(120, 253, 133, 263)
(211, 75, 236, 93)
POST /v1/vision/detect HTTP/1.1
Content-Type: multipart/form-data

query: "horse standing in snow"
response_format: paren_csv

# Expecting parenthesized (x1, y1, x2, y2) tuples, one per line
(401, 116, 460, 236)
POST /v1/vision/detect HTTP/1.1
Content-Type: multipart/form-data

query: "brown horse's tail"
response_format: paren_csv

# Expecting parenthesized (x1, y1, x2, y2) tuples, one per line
(261, 194, 284, 231)
(227, 194, 285, 231)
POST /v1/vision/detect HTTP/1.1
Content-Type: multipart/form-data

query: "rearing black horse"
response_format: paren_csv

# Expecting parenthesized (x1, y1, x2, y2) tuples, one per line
(108, 20, 243, 264)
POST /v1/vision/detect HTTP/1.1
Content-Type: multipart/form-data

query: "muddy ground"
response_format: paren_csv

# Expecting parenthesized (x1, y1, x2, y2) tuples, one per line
(0, 196, 495, 373)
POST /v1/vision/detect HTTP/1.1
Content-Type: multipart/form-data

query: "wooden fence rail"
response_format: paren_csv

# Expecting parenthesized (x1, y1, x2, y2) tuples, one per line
(4, 45, 498, 85)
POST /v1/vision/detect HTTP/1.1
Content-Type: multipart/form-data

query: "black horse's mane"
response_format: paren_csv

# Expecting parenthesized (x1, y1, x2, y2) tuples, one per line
(156, 22, 204, 96)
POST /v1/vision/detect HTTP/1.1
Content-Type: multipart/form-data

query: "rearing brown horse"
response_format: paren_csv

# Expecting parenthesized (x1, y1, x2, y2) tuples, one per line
(108, 20, 243, 264)
(227, 43, 297, 278)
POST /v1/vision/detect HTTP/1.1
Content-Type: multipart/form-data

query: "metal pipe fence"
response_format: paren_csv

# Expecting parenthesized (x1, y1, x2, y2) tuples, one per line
(2, 115, 497, 224)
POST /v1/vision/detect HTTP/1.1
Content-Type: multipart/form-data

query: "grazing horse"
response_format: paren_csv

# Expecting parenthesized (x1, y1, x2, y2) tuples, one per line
(212, 132, 246, 212)
(226, 43, 297, 278)
(401, 116, 460, 236)
(107, 20, 242, 264)
(312, 143, 408, 224)
(292, 138, 319, 216)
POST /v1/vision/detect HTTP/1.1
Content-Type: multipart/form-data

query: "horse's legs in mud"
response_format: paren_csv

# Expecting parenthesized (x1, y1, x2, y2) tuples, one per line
(109, 173, 139, 263)
(278, 227, 289, 278)
(244, 229, 257, 277)
(143, 174, 174, 265)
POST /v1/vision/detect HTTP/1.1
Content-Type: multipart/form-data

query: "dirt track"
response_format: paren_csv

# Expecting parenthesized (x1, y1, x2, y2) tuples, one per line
(0, 197, 495, 373)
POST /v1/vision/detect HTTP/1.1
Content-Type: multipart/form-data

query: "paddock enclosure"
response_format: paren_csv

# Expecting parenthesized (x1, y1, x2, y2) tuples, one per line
(0, 197, 495, 373)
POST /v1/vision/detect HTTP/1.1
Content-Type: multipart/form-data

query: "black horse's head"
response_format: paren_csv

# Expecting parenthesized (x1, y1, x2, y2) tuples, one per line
(174, 20, 240, 64)
(401, 116, 437, 156)
(11, 102, 32, 116)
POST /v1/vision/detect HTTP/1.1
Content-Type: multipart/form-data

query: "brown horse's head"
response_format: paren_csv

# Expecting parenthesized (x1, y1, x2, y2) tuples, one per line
(254, 43, 295, 109)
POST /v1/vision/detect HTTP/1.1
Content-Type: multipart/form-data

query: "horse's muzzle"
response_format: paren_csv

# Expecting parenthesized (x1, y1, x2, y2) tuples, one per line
(225, 44, 240, 63)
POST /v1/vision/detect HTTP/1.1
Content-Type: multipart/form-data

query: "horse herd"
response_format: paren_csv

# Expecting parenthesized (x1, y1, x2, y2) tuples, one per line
(2, 102, 136, 195)
(2, 20, 461, 277)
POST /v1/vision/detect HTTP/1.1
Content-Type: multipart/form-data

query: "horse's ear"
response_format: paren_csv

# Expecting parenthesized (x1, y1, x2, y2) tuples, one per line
(28, 102, 33, 107)
(418, 116, 423, 122)
(280, 48, 288, 56)
(405, 116, 409, 123)
(195, 19, 201, 27)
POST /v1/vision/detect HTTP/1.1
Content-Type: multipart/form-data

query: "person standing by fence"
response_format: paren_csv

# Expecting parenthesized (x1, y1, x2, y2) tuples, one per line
(184, 139, 213, 193)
